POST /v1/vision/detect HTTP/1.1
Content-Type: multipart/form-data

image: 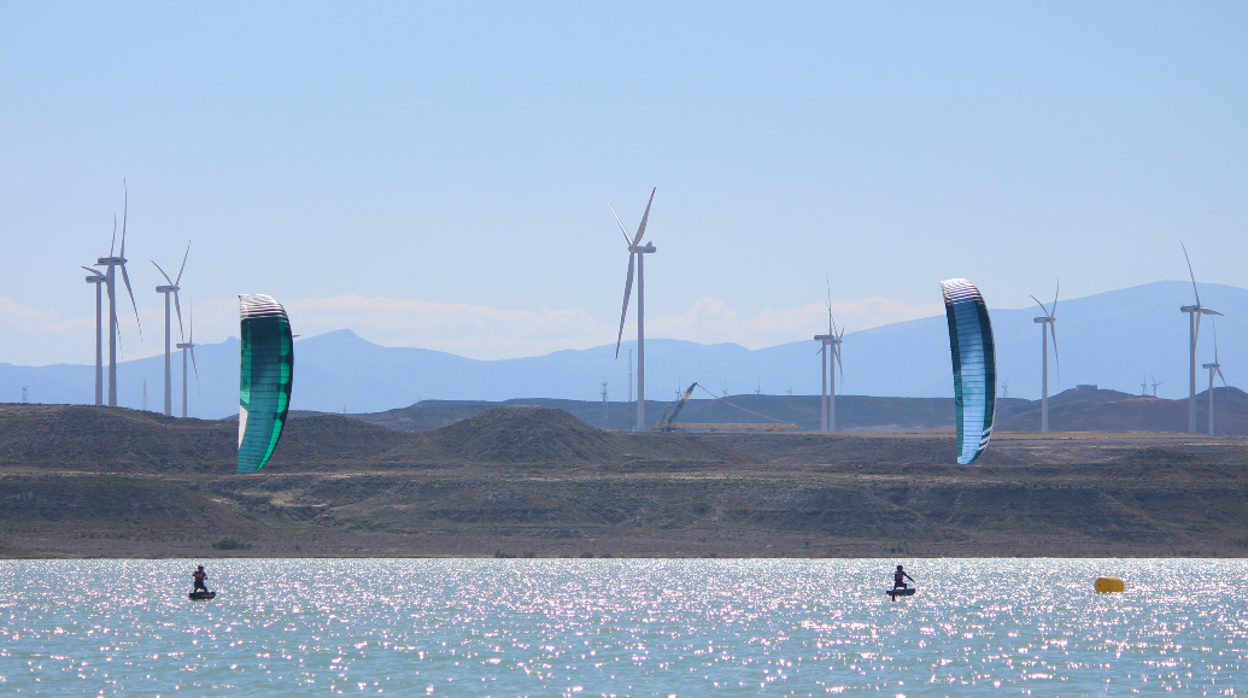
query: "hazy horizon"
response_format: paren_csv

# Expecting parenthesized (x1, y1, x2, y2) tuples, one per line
(0, 278, 1237, 368)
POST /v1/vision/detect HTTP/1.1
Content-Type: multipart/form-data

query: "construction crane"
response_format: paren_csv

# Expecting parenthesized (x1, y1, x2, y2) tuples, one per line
(654, 382, 698, 431)
(652, 381, 799, 433)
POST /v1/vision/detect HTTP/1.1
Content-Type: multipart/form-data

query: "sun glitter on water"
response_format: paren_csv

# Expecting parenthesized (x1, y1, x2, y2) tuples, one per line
(1, 558, 1244, 695)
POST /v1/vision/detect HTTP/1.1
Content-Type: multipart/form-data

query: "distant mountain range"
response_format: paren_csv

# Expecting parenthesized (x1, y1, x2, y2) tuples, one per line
(0, 280, 1243, 419)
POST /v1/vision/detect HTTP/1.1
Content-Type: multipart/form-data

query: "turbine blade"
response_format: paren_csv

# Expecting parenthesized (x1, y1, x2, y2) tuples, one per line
(614, 253, 636, 359)
(110, 215, 117, 257)
(1029, 295, 1052, 318)
(825, 276, 833, 334)
(1217, 368, 1227, 387)
(1202, 308, 1224, 317)
(835, 346, 844, 383)
(1050, 324, 1060, 379)
(1214, 319, 1220, 363)
(120, 181, 128, 260)
(152, 260, 173, 286)
(189, 344, 200, 391)
(1051, 279, 1059, 318)
(121, 262, 142, 339)
(188, 302, 199, 390)
(1181, 240, 1201, 307)
(81, 266, 104, 277)
(608, 203, 633, 247)
(175, 241, 190, 285)
(173, 291, 184, 343)
(633, 187, 655, 246)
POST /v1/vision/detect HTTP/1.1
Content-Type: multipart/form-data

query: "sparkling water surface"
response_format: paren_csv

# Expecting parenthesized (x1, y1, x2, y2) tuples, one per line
(1, 558, 1244, 696)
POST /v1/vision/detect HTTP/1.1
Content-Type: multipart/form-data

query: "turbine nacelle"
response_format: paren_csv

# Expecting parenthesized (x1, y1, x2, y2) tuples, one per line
(1181, 304, 1221, 315)
(155, 285, 178, 293)
(629, 243, 657, 254)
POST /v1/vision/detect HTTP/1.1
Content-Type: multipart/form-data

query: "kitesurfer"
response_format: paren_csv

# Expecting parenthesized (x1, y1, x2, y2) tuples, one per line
(891, 565, 914, 601)
(192, 565, 209, 594)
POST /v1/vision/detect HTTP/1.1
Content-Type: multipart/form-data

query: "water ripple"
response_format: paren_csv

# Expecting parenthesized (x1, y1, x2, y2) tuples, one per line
(0, 558, 1244, 695)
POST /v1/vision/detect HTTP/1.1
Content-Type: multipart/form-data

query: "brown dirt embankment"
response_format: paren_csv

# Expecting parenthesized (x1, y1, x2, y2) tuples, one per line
(2, 404, 1247, 559)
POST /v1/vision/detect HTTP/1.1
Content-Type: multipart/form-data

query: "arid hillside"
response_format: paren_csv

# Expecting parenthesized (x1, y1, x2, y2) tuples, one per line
(1, 403, 1247, 559)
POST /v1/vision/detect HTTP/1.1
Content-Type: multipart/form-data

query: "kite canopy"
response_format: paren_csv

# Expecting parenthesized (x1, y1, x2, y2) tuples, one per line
(941, 278, 996, 465)
(237, 294, 293, 473)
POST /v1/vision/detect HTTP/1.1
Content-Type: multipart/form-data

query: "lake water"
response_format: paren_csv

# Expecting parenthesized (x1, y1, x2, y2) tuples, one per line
(0, 558, 1244, 696)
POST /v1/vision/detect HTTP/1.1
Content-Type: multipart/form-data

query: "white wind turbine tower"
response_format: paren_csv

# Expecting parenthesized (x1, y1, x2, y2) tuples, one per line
(813, 296, 844, 433)
(152, 244, 190, 417)
(95, 185, 142, 407)
(1202, 319, 1228, 436)
(175, 302, 199, 418)
(1151, 374, 1163, 397)
(1030, 283, 1060, 433)
(1180, 242, 1222, 433)
(610, 188, 657, 432)
(82, 266, 107, 406)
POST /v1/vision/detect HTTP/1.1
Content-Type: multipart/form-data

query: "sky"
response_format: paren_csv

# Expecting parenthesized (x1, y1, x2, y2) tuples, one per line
(1, 1, 1245, 366)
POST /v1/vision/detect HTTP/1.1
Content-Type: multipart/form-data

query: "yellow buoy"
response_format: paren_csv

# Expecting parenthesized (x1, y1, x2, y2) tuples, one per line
(1095, 576, 1125, 593)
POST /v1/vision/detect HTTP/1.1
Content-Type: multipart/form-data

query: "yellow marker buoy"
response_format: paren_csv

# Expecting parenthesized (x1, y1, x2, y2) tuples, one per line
(1095, 576, 1125, 593)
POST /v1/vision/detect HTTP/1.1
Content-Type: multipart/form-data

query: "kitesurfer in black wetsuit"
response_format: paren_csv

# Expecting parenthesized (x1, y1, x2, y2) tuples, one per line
(891, 565, 914, 601)
(193, 565, 209, 594)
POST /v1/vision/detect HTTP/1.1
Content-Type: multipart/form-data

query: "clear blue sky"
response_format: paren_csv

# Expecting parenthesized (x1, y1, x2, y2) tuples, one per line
(2, 1, 1245, 365)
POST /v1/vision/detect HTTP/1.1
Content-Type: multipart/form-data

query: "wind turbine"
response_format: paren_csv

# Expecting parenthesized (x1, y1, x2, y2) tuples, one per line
(153, 243, 190, 417)
(610, 188, 657, 432)
(82, 266, 107, 406)
(1031, 282, 1060, 433)
(1151, 374, 1163, 397)
(1140, 378, 1148, 397)
(175, 302, 200, 418)
(1180, 242, 1222, 433)
(1202, 320, 1228, 436)
(813, 286, 844, 433)
(95, 184, 142, 407)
